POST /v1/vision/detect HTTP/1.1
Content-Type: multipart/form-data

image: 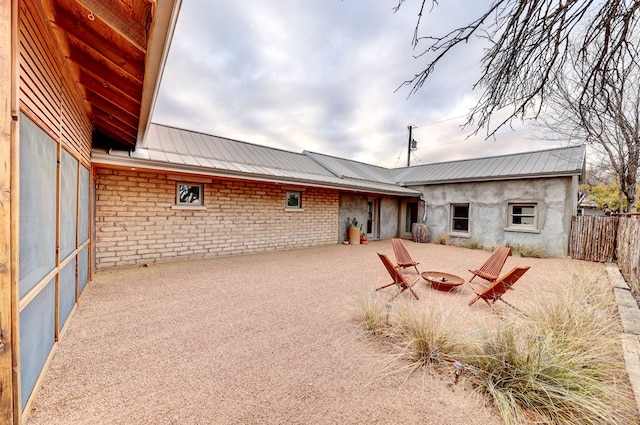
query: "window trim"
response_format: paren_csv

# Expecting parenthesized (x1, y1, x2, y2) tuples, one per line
(506, 202, 538, 231)
(450, 203, 470, 235)
(285, 190, 302, 210)
(175, 182, 204, 207)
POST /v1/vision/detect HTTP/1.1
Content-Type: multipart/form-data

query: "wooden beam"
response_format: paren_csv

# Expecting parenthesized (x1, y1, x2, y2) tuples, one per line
(68, 46, 143, 99)
(94, 123, 136, 147)
(53, 8, 145, 68)
(79, 72, 140, 117)
(0, 0, 15, 422)
(66, 27, 144, 83)
(93, 109, 137, 139)
(56, 0, 147, 52)
(89, 96, 139, 130)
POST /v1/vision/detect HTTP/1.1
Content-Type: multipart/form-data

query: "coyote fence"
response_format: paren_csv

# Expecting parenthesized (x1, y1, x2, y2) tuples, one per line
(617, 216, 640, 294)
(569, 215, 618, 262)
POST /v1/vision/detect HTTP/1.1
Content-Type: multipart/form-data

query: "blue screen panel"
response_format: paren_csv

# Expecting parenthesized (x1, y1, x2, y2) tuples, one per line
(19, 279, 55, 410)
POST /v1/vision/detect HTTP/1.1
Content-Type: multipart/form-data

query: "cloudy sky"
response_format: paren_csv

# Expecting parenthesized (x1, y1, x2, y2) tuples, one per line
(152, 0, 562, 168)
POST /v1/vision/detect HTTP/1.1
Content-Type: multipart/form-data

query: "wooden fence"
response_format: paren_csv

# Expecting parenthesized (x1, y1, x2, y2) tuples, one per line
(569, 215, 619, 262)
(617, 216, 640, 294)
(569, 215, 640, 293)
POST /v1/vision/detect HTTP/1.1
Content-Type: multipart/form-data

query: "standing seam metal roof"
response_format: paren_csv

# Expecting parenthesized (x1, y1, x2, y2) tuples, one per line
(391, 145, 585, 184)
(129, 124, 584, 191)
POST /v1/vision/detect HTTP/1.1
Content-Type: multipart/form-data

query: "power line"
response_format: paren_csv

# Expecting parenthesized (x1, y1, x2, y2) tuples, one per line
(411, 114, 468, 129)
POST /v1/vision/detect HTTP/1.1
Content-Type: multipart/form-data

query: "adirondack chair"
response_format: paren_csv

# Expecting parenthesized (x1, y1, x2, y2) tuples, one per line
(391, 238, 420, 273)
(468, 266, 530, 309)
(375, 252, 420, 301)
(468, 246, 511, 282)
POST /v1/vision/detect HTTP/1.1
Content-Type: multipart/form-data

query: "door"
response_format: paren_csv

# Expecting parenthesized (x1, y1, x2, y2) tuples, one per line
(366, 198, 379, 239)
(400, 199, 419, 238)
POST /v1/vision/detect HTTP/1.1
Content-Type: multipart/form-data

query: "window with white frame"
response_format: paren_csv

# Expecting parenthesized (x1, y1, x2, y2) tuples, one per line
(176, 182, 203, 206)
(451, 204, 469, 233)
(286, 191, 302, 209)
(508, 203, 537, 229)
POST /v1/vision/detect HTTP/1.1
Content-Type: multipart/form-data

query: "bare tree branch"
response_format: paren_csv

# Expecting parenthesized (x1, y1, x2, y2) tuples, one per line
(397, 0, 640, 139)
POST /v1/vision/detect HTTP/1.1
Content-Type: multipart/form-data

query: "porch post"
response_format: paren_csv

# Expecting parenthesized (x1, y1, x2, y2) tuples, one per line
(0, 0, 17, 423)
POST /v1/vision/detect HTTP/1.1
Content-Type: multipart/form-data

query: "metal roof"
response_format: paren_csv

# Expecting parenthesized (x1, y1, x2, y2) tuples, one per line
(92, 123, 421, 196)
(303, 151, 398, 184)
(391, 145, 585, 185)
(92, 124, 585, 195)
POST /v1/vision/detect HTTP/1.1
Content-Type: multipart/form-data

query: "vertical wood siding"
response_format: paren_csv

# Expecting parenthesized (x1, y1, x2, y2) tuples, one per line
(19, 0, 91, 165)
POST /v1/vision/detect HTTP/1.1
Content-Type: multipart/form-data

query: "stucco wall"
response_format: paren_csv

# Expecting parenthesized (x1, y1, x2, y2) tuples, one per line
(412, 177, 577, 257)
(338, 194, 400, 242)
(95, 167, 339, 269)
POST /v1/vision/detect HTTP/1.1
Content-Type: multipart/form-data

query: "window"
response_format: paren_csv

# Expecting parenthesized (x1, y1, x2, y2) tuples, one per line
(509, 203, 537, 229)
(176, 183, 203, 206)
(286, 191, 301, 209)
(451, 204, 469, 233)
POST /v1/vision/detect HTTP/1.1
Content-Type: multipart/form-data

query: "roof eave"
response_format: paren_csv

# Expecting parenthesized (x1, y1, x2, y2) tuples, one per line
(136, 0, 183, 147)
(400, 171, 583, 186)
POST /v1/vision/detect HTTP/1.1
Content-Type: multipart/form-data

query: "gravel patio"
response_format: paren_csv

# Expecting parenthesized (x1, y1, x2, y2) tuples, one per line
(26, 240, 617, 424)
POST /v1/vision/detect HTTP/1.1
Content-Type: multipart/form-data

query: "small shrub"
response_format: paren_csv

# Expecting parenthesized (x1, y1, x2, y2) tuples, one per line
(509, 243, 547, 258)
(466, 238, 482, 249)
(388, 302, 461, 366)
(357, 292, 388, 333)
(434, 232, 450, 245)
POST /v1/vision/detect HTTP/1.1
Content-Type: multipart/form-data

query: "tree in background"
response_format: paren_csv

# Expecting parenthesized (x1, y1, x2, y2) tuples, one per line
(397, 0, 640, 133)
(396, 0, 640, 211)
(538, 42, 640, 212)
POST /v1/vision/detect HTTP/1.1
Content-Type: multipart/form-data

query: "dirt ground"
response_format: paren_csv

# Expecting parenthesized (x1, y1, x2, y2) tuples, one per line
(25, 240, 623, 424)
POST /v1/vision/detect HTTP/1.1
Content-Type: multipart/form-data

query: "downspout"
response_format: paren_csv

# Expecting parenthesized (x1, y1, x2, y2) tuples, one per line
(420, 194, 427, 222)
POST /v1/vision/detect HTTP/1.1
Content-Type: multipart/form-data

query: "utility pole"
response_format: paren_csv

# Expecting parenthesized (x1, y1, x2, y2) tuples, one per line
(407, 125, 412, 166)
(407, 125, 417, 166)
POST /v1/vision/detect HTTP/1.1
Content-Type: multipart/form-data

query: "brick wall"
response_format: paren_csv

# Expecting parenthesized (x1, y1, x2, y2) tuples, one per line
(94, 167, 339, 269)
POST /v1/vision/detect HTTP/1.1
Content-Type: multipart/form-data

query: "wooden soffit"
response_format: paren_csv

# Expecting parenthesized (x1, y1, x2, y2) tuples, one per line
(43, 0, 179, 149)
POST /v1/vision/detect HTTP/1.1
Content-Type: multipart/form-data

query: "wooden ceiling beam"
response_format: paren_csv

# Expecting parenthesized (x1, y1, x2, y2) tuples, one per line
(94, 121, 137, 147)
(68, 45, 143, 99)
(93, 109, 137, 138)
(55, 0, 147, 54)
(54, 9, 145, 74)
(79, 72, 141, 117)
(86, 92, 139, 128)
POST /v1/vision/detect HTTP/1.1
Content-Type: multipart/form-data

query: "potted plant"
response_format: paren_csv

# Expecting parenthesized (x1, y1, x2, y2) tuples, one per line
(360, 232, 368, 244)
(346, 217, 360, 245)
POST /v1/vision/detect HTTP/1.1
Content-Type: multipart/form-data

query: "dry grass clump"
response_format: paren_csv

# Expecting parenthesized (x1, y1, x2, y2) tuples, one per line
(508, 243, 548, 258)
(434, 232, 450, 245)
(357, 267, 638, 425)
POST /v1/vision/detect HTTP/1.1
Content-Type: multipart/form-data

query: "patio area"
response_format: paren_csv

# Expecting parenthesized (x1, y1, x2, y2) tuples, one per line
(26, 240, 612, 424)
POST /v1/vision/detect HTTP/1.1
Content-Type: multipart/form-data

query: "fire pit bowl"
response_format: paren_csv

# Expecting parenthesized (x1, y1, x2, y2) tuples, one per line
(421, 271, 464, 292)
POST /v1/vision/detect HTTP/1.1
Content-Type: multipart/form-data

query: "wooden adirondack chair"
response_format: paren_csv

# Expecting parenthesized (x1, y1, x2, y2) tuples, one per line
(391, 238, 420, 273)
(468, 266, 530, 308)
(468, 246, 511, 282)
(375, 252, 420, 301)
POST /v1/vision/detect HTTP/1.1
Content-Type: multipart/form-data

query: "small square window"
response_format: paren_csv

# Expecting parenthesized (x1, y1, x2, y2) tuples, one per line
(177, 183, 203, 206)
(286, 191, 301, 209)
(509, 203, 537, 229)
(451, 204, 469, 233)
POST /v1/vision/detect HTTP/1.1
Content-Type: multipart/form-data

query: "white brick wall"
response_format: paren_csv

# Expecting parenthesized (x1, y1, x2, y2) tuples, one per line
(94, 167, 339, 269)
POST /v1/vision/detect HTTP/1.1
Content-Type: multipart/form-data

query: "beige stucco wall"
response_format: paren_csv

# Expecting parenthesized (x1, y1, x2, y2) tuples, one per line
(94, 167, 339, 269)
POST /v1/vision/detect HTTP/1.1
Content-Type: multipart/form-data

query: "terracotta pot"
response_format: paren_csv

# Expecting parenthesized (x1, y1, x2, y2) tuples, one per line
(348, 226, 361, 245)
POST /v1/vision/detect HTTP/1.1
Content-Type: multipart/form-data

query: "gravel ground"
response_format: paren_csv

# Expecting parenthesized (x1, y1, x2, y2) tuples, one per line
(26, 240, 617, 424)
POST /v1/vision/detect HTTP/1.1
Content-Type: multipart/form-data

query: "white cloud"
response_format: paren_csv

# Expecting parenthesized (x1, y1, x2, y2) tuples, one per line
(153, 0, 566, 169)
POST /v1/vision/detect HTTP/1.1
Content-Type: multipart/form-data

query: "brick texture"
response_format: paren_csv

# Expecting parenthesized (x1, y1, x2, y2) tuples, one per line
(94, 167, 339, 269)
